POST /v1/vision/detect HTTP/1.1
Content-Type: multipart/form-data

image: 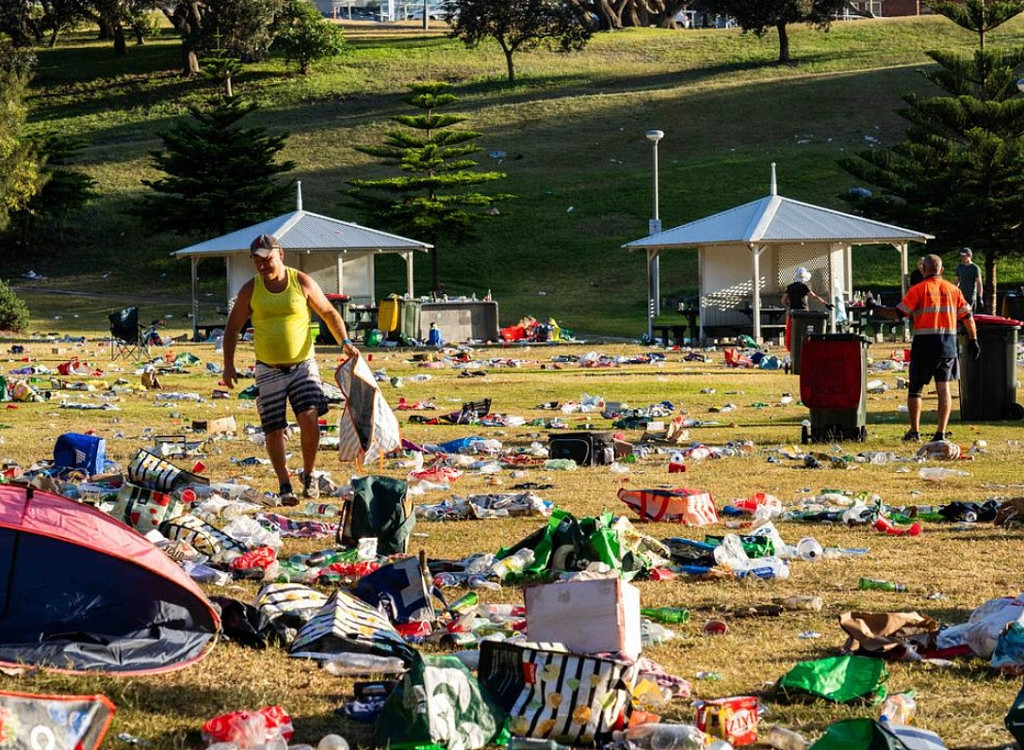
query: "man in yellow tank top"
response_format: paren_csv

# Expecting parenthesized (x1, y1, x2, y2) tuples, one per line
(223, 234, 359, 505)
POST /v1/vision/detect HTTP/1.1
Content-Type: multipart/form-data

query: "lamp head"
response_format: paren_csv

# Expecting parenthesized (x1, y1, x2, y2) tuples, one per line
(646, 129, 664, 144)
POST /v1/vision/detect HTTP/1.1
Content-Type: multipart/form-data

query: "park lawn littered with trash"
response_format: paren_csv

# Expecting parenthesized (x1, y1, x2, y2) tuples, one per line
(0, 332, 1022, 749)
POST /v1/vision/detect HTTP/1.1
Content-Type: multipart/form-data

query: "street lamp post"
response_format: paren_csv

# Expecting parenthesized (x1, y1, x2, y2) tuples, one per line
(646, 129, 664, 343)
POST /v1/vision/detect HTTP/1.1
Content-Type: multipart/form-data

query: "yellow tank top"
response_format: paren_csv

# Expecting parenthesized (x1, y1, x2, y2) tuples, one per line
(251, 268, 313, 364)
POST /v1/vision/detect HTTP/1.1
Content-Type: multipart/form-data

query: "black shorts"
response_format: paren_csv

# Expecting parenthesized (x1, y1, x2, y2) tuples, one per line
(907, 353, 959, 397)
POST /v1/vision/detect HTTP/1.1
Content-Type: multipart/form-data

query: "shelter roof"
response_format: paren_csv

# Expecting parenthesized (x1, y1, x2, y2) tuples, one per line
(173, 209, 431, 257)
(624, 194, 933, 250)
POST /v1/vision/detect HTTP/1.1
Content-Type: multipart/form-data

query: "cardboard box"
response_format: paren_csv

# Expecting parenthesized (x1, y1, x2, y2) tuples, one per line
(191, 415, 237, 435)
(525, 578, 641, 660)
(695, 695, 759, 746)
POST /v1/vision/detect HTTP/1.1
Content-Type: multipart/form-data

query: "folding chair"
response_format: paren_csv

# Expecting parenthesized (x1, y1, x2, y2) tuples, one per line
(108, 306, 148, 361)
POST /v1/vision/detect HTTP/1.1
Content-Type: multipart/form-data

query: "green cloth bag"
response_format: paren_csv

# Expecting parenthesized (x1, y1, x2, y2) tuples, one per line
(777, 655, 888, 705)
(809, 718, 908, 750)
(376, 653, 505, 750)
(338, 474, 413, 555)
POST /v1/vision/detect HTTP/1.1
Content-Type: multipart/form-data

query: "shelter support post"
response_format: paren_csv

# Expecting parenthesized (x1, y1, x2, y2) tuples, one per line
(646, 248, 659, 342)
(898, 242, 908, 298)
(749, 243, 766, 341)
(191, 257, 199, 342)
(405, 252, 415, 298)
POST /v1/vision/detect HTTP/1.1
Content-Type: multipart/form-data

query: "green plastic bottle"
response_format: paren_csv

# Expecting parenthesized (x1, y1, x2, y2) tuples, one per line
(640, 606, 691, 624)
(858, 577, 907, 592)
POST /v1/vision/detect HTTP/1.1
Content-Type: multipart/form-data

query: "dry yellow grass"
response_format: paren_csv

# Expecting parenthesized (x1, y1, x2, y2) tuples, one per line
(0, 332, 1022, 749)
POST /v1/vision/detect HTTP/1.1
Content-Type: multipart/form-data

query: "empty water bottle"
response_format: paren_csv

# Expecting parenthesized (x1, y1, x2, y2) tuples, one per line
(612, 722, 706, 750)
(761, 725, 809, 750)
(303, 502, 340, 517)
(323, 653, 407, 676)
(796, 537, 824, 562)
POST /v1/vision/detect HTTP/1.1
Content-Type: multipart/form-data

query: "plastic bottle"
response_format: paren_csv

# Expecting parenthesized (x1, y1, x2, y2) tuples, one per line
(858, 577, 907, 592)
(612, 722, 706, 750)
(918, 467, 969, 481)
(507, 738, 569, 750)
(317, 735, 350, 750)
(779, 595, 824, 612)
(489, 548, 535, 580)
(322, 653, 407, 676)
(761, 725, 809, 750)
(796, 537, 824, 562)
(303, 502, 340, 517)
(879, 691, 917, 725)
(640, 606, 691, 624)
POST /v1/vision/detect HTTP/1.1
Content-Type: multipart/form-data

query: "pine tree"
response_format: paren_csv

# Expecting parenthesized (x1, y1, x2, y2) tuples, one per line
(841, 0, 1024, 309)
(346, 82, 511, 293)
(138, 96, 295, 237)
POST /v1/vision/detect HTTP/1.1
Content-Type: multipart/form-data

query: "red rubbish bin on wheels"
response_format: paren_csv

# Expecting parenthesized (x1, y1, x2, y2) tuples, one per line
(799, 333, 870, 444)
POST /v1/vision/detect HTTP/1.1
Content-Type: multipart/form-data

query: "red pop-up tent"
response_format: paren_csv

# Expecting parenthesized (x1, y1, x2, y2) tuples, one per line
(0, 485, 220, 675)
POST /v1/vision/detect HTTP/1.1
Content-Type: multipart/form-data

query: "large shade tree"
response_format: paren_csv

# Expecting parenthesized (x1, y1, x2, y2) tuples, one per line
(446, 0, 593, 84)
(840, 0, 1024, 310)
(704, 0, 847, 64)
(346, 82, 510, 293)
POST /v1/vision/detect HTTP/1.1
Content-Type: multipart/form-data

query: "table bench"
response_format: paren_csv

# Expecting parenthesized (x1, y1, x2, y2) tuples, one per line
(652, 323, 688, 347)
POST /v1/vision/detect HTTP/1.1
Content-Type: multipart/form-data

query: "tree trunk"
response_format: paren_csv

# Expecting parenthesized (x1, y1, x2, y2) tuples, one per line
(48, 27, 59, 47)
(113, 23, 127, 56)
(503, 47, 516, 84)
(776, 21, 790, 64)
(180, 1, 203, 76)
(985, 255, 997, 312)
(97, 15, 112, 39)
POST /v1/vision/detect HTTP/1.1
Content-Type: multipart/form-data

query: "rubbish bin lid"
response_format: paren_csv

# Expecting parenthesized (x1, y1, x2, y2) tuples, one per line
(973, 313, 1022, 327)
(325, 293, 351, 302)
(808, 333, 870, 344)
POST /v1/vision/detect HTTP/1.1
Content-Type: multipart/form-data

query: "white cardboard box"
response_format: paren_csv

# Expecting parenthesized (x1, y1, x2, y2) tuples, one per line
(525, 578, 642, 659)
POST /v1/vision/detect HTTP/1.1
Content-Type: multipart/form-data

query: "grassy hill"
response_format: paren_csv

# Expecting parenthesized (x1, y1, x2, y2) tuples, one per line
(10, 15, 1024, 335)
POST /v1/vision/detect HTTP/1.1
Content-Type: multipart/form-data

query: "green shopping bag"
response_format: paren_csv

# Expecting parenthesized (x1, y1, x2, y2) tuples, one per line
(375, 653, 505, 750)
(777, 655, 889, 705)
(495, 508, 645, 581)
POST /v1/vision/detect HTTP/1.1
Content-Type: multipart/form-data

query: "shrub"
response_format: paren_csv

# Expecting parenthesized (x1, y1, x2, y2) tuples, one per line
(0, 279, 30, 332)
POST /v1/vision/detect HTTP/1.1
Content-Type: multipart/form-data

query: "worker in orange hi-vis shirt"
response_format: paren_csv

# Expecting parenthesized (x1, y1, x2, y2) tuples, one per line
(866, 253, 979, 444)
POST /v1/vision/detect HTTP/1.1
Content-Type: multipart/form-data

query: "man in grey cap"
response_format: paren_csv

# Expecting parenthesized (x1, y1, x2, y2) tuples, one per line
(223, 234, 359, 505)
(955, 247, 983, 310)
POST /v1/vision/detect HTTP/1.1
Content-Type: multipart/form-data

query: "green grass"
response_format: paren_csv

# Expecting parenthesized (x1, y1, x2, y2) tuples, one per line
(12, 17, 1024, 336)
(0, 336, 1023, 748)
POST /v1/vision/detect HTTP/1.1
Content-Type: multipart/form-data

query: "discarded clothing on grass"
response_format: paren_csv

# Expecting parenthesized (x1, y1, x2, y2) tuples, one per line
(257, 512, 333, 538)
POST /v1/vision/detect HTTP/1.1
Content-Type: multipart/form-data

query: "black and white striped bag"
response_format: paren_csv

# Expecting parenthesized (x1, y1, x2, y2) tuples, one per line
(159, 513, 248, 560)
(127, 448, 207, 492)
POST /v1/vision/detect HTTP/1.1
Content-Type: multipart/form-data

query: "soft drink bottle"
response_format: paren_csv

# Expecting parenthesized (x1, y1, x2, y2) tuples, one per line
(640, 606, 691, 624)
(858, 577, 907, 592)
